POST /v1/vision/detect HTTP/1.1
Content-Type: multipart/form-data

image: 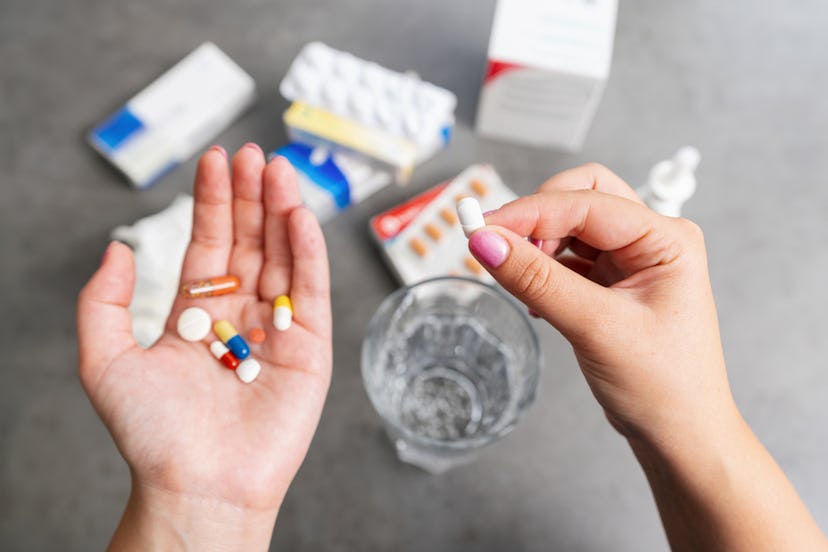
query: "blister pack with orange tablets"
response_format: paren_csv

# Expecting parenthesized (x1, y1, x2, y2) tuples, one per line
(369, 164, 517, 286)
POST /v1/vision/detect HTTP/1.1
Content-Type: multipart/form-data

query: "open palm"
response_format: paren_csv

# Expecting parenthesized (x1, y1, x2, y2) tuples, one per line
(77, 144, 331, 514)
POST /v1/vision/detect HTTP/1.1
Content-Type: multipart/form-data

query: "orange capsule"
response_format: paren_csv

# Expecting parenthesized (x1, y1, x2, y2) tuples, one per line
(181, 275, 240, 298)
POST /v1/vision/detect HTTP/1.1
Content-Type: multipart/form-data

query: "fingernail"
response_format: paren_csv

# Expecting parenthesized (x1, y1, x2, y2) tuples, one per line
(100, 241, 114, 266)
(482, 209, 497, 217)
(529, 238, 543, 249)
(244, 142, 263, 154)
(528, 308, 541, 319)
(469, 231, 510, 268)
(209, 145, 227, 158)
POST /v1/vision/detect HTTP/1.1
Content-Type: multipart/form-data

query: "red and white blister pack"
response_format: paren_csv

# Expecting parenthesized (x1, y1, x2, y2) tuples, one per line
(370, 164, 517, 286)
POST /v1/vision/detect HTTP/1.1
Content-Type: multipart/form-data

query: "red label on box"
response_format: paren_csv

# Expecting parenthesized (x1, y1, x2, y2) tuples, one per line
(370, 181, 449, 242)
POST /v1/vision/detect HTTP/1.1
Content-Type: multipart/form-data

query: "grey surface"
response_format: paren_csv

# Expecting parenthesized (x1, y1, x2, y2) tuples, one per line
(2, 0, 827, 550)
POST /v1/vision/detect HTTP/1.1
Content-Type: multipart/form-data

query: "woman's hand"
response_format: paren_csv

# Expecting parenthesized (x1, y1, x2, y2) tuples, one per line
(469, 163, 731, 445)
(467, 163, 827, 551)
(77, 144, 331, 550)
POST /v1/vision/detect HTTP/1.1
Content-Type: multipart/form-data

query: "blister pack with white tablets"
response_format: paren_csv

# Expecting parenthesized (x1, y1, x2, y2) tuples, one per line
(88, 42, 256, 188)
(279, 42, 457, 182)
(271, 143, 392, 224)
(370, 165, 517, 286)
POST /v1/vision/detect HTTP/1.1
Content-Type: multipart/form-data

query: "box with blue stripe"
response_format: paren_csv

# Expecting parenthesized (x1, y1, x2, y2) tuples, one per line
(88, 42, 255, 188)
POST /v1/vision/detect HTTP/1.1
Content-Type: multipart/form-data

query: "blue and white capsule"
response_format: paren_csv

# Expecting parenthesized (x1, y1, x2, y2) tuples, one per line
(213, 320, 250, 360)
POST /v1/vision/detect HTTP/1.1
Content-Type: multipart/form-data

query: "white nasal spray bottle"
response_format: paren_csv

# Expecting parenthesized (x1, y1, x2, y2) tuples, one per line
(638, 146, 701, 217)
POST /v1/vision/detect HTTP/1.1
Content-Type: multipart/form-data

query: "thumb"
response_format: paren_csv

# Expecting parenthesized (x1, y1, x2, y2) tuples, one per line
(468, 227, 615, 343)
(77, 241, 138, 389)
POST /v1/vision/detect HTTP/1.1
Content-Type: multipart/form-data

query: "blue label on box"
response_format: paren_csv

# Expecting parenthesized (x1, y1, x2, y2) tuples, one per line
(89, 107, 145, 153)
(274, 143, 351, 209)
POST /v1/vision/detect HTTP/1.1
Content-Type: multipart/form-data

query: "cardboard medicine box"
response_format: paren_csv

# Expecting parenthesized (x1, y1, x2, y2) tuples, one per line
(476, 0, 618, 151)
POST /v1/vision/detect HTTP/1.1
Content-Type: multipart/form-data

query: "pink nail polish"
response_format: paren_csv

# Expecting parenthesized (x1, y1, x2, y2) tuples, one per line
(209, 145, 227, 158)
(244, 142, 263, 154)
(528, 308, 541, 319)
(482, 209, 497, 217)
(469, 231, 510, 268)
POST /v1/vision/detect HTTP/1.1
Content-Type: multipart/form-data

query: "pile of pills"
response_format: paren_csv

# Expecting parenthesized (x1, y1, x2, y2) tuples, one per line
(174, 275, 293, 384)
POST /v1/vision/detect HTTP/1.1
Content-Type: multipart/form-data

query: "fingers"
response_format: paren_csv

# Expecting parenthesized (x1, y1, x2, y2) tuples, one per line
(77, 242, 138, 389)
(228, 143, 267, 293)
(525, 163, 643, 258)
(467, 228, 619, 342)
(555, 255, 595, 279)
(538, 162, 644, 204)
(287, 207, 331, 340)
(179, 147, 234, 283)
(484, 190, 683, 278)
(259, 156, 304, 299)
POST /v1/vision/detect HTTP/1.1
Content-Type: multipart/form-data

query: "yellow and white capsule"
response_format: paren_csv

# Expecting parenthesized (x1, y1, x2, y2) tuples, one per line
(273, 295, 293, 331)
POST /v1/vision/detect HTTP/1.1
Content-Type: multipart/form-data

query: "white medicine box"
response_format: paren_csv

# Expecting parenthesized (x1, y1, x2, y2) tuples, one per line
(475, 0, 618, 151)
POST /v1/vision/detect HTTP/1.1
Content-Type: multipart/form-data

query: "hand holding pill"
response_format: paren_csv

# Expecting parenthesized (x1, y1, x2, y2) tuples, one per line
(463, 167, 828, 551)
(463, 164, 732, 444)
(77, 144, 332, 549)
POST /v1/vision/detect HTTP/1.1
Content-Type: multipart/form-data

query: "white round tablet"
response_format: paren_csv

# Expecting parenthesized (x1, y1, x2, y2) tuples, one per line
(236, 358, 261, 383)
(176, 307, 212, 342)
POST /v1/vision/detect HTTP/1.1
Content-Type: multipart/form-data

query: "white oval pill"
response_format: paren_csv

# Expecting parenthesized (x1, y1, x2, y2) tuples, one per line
(236, 358, 261, 383)
(177, 307, 211, 342)
(457, 197, 485, 238)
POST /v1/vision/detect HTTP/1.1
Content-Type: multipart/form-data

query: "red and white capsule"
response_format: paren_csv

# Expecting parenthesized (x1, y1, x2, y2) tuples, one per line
(209, 341, 239, 370)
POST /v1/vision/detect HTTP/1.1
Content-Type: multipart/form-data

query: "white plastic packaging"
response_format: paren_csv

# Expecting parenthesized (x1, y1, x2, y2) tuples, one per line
(281, 42, 456, 151)
(279, 42, 457, 181)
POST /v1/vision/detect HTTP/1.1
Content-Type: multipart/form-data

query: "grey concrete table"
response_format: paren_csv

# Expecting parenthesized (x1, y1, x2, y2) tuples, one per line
(2, 1, 827, 550)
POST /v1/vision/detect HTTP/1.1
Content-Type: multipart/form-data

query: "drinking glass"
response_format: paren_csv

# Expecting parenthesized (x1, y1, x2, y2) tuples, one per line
(361, 277, 541, 473)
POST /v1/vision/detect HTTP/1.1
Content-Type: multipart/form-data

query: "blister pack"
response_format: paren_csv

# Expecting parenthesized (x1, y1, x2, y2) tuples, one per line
(280, 42, 456, 182)
(370, 165, 517, 286)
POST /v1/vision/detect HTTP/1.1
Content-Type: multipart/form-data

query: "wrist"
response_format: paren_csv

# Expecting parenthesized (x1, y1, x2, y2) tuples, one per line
(626, 398, 750, 480)
(109, 480, 280, 551)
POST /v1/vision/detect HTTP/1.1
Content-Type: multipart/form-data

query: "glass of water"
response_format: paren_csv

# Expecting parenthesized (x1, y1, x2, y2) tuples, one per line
(361, 277, 541, 473)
